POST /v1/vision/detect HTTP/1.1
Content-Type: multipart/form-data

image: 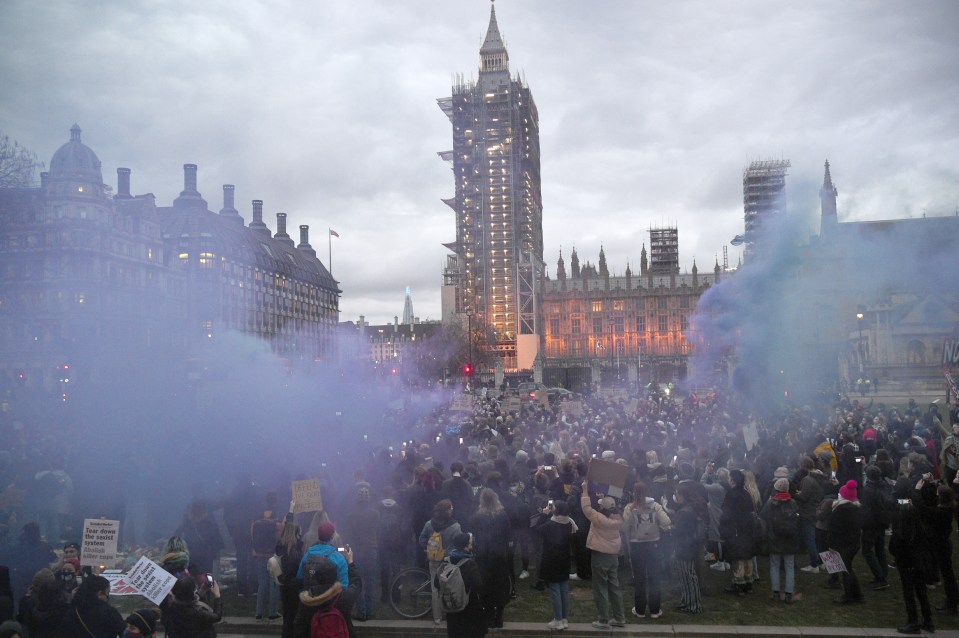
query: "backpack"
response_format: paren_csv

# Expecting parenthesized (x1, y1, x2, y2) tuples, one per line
(630, 503, 663, 541)
(770, 502, 799, 539)
(310, 605, 349, 638)
(302, 554, 338, 596)
(434, 557, 470, 613)
(875, 482, 897, 527)
(426, 530, 445, 562)
(251, 517, 278, 556)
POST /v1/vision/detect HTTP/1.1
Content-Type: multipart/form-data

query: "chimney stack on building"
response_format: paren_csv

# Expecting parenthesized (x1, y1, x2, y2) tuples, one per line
(116, 168, 132, 199)
(274, 213, 295, 246)
(183, 164, 198, 193)
(298, 225, 316, 257)
(219, 185, 242, 222)
(173, 163, 207, 210)
(250, 199, 271, 236)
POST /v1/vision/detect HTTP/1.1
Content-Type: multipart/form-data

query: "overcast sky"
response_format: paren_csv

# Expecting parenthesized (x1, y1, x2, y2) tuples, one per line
(2, 1, 957, 324)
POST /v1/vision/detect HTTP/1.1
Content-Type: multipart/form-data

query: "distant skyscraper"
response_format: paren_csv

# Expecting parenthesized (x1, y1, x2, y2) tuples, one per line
(438, 3, 544, 370)
(402, 286, 414, 325)
(742, 159, 790, 250)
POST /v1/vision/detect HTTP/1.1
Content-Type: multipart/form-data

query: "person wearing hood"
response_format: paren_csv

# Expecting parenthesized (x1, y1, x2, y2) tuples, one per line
(441, 532, 486, 638)
(16, 568, 69, 638)
(760, 478, 800, 603)
(159, 536, 191, 578)
(532, 500, 576, 630)
(795, 456, 826, 573)
(291, 546, 361, 638)
(828, 480, 864, 604)
(581, 481, 625, 629)
(621, 481, 671, 619)
(467, 489, 512, 629)
(670, 482, 705, 613)
(344, 485, 379, 621)
(160, 574, 222, 638)
(418, 499, 461, 625)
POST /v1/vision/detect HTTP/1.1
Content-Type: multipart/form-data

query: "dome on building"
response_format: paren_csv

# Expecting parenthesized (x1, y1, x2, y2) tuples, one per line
(49, 124, 102, 183)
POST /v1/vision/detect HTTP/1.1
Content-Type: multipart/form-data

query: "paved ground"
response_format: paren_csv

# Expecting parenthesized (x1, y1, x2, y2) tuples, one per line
(212, 617, 959, 637)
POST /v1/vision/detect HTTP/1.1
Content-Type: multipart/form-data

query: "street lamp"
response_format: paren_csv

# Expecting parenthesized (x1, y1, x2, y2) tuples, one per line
(465, 307, 474, 384)
(856, 309, 864, 374)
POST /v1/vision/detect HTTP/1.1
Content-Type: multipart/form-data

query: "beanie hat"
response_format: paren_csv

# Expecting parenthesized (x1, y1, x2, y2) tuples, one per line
(0, 621, 24, 638)
(774, 478, 789, 493)
(773, 466, 789, 479)
(599, 496, 616, 511)
(317, 522, 336, 542)
(601, 450, 616, 460)
(865, 465, 882, 481)
(125, 609, 159, 635)
(61, 557, 81, 572)
(515, 450, 529, 462)
(839, 480, 858, 501)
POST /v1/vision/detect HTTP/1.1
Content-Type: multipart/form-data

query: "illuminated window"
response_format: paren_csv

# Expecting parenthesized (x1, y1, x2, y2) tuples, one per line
(612, 300, 625, 311)
(199, 252, 215, 267)
(591, 301, 603, 312)
(613, 317, 624, 333)
(179, 252, 189, 265)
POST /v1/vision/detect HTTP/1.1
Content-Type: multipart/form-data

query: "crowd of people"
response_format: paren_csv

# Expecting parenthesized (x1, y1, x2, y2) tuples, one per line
(1, 383, 958, 637)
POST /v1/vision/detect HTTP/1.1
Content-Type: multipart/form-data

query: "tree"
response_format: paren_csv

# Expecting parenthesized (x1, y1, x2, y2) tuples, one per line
(0, 130, 43, 188)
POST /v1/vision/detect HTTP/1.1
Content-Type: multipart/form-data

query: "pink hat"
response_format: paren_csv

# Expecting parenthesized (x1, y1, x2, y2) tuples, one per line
(838, 480, 858, 501)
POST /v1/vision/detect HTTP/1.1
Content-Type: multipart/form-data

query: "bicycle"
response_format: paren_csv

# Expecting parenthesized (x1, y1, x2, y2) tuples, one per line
(389, 566, 432, 618)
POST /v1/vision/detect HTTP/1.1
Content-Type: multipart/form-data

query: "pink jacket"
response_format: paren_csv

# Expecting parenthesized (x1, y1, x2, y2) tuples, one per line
(581, 495, 623, 555)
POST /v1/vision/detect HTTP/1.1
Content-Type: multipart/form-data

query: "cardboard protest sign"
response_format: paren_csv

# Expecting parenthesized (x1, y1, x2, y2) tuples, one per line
(743, 422, 760, 452)
(537, 390, 550, 409)
(292, 478, 323, 513)
(505, 397, 521, 413)
(586, 458, 629, 498)
(563, 400, 583, 417)
(81, 518, 120, 567)
(101, 570, 141, 596)
(819, 549, 846, 574)
(451, 395, 473, 412)
(126, 556, 177, 605)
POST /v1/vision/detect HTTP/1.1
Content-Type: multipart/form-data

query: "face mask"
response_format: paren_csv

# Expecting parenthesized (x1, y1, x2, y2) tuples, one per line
(123, 630, 141, 638)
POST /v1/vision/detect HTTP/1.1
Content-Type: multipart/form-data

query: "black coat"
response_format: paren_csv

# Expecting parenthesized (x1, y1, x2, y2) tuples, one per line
(719, 486, 757, 561)
(468, 511, 511, 610)
(17, 587, 70, 638)
(532, 516, 574, 583)
(161, 595, 224, 638)
(57, 600, 125, 638)
(760, 497, 801, 555)
(827, 501, 863, 552)
(445, 554, 487, 638)
(671, 503, 703, 562)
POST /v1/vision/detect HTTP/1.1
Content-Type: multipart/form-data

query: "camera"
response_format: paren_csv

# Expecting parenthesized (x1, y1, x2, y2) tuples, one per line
(548, 499, 554, 507)
(543, 465, 554, 472)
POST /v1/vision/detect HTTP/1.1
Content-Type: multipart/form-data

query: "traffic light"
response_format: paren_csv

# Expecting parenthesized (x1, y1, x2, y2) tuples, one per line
(464, 364, 472, 376)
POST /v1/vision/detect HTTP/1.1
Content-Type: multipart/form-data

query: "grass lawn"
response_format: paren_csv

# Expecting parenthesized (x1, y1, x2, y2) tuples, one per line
(117, 553, 959, 631)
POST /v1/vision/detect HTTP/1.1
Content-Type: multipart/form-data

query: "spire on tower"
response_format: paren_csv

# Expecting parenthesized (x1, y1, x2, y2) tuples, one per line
(820, 159, 839, 236)
(479, 1, 509, 74)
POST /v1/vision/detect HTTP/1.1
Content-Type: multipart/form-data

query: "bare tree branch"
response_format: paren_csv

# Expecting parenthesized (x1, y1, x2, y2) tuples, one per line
(0, 131, 43, 188)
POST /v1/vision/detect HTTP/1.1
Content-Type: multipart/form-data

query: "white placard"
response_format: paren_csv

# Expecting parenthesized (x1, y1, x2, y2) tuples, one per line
(81, 518, 120, 567)
(126, 556, 177, 605)
(101, 569, 142, 596)
(819, 549, 847, 574)
(743, 422, 760, 452)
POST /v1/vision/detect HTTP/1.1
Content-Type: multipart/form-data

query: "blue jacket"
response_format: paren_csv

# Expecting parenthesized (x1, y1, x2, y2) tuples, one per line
(295, 543, 348, 588)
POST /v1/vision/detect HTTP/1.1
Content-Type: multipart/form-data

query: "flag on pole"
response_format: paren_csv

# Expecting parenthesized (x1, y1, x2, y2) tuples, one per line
(329, 229, 339, 237)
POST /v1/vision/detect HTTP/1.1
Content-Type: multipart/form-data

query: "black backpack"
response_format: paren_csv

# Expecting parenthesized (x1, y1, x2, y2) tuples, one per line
(770, 501, 799, 539)
(302, 554, 338, 595)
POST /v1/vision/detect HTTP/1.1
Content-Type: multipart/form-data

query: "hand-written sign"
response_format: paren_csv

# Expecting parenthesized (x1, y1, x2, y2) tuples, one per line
(563, 401, 583, 417)
(126, 556, 177, 605)
(81, 518, 120, 567)
(505, 397, 522, 413)
(292, 478, 324, 514)
(451, 395, 473, 412)
(819, 549, 847, 574)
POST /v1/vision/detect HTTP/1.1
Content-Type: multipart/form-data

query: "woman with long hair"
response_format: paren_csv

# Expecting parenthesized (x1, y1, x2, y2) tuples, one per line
(275, 511, 303, 638)
(621, 481, 671, 619)
(57, 576, 125, 638)
(468, 488, 512, 628)
(720, 469, 759, 595)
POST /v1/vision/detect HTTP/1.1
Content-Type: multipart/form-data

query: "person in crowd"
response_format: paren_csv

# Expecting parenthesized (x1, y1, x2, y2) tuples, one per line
(760, 477, 800, 603)
(0, 620, 22, 638)
(292, 545, 361, 638)
(175, 500, 223, 576)
(407, 467, 441, 567)
(161, 574, 222, 638)
(795, 456, 825, 572)
(344, 484, 379, 621)
(297, 523, 348, 590)
(159, 536, 191, 578)
(17, 568, 69, 638)
(123, 608, 159, 637)
(720, 469, 758, 595)
(671, 482, 704, 613)
(532, 499, 575, 630)
(939, 422, 959, 486)
(890, 494, 934, 634)
(442, 462, 475, 526)
(441, 532, 486, 638)
(275, 510, 304, 638)
(251, 501, 281, 622)
(57, 557, 81, 600)
(860, 464, 894, 590)
(376, 486, 404, 605)
(223, 475, 259, 598)
(8, 522, 55, 614)
(828, 480, 864, 604)
(418, 499, 461, 625)
(912, 479, 959, 615)
(57, 575, 125, 638)
(0, 567, 11, 624)
(467, 488, 511, 629)
(702, 465, 729, 568)
(621, 480, 671, 618)
(580, 480, 625, 629)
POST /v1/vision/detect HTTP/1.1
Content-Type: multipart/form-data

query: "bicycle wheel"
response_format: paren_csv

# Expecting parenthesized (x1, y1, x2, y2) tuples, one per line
(389, 567, 433, 619)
